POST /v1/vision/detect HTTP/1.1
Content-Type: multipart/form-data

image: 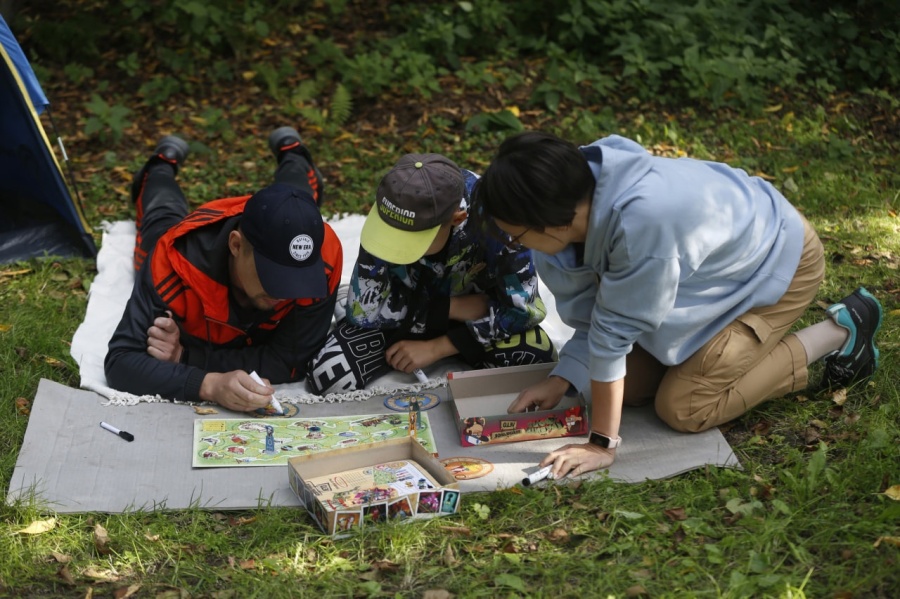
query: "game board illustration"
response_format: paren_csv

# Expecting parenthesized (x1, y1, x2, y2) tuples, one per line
(305, 459, 442, 512)
(192, 413, 436, 468)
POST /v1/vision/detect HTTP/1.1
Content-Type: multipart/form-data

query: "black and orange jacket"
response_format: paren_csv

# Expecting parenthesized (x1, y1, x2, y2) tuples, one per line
(105, 195, 342, 402)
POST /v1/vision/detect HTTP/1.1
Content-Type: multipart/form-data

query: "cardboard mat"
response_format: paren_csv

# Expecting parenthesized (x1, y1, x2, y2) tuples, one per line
(7, 379, 739, 514)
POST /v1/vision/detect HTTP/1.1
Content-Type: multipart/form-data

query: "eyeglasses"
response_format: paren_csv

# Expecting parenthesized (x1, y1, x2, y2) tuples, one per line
(503, 227, 531, 249)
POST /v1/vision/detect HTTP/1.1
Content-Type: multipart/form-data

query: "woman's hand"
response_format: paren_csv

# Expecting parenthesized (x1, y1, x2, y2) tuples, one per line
(540, 442, 616, 479)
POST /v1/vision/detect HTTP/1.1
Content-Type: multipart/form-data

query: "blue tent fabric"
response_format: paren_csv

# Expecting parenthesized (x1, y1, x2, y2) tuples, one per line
(0, 15, 97, 262)
(0, 15, 48, 112)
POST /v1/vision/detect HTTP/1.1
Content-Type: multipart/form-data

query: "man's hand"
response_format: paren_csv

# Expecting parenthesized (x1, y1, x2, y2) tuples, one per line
(199, 371, 273, 413)
(147, 311, 183, 363)
(508, 375, 570, 413)
(449, 294, 490, 322)
(386, 337, 456, 373)
(540, 442, 616, 479)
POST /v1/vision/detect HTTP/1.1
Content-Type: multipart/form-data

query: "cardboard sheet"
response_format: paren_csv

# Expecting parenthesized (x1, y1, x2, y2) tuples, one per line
(7, 379, 740, 513)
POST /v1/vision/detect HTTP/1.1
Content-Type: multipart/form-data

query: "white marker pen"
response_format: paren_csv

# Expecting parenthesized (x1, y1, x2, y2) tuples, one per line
(521, 464, 553, 487)
(413, 368, 428, 384)
(249, 370, 283, 415)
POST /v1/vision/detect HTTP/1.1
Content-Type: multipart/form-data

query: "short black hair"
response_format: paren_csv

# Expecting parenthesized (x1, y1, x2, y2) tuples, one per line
(475, 131, 594, 230)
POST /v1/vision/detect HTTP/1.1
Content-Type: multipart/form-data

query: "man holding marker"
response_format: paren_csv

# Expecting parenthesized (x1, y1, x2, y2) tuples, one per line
(306, 153, 556, 394)
(105, 128, 342, 412)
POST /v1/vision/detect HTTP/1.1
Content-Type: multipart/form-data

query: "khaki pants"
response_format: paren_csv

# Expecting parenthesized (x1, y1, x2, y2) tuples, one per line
(624, 217, 825, 433)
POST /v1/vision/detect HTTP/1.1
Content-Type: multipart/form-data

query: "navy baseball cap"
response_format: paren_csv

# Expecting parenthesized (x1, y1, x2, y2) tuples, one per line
(241, 183, 327, 299)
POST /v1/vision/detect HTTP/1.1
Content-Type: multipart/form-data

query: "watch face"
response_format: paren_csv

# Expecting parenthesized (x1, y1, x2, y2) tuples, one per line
(589, 431, 618, 448)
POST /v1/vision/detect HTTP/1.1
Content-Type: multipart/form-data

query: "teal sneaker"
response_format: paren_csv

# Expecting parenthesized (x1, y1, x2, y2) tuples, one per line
(822, 287, 883, 388)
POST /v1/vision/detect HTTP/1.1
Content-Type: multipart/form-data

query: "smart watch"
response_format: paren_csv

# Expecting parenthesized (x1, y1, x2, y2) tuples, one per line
(588, 431, 621, 449)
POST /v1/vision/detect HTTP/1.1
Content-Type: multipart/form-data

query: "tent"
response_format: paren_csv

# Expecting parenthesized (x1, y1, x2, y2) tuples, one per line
(0, 15, 96, 263)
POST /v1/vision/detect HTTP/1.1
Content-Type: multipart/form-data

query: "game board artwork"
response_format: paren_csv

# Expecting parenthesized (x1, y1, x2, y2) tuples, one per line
(192, 413, 437, 468)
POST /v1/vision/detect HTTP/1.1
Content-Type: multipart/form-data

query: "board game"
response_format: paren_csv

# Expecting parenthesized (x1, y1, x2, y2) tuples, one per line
(192, 413, 436, 468)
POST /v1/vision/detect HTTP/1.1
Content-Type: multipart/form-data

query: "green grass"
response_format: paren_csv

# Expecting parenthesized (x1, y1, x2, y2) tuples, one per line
(1, 94, 898, 597)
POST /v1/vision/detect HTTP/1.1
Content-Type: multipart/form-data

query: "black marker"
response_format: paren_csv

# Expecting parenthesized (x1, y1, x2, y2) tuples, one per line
(100, 421, 134, 442)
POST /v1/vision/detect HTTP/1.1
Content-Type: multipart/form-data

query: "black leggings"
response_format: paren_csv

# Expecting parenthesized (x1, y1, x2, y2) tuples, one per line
(131, 153, 318, 270)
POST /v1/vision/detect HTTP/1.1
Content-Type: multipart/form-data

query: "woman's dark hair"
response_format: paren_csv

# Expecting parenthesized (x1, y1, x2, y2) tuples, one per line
(475, 131, 594, 229)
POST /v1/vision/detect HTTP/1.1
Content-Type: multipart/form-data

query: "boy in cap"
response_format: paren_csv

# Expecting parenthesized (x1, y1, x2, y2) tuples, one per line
(105, 128, 342, 412)
(474, 131, 883, 479)
(306, 153, 556, 394)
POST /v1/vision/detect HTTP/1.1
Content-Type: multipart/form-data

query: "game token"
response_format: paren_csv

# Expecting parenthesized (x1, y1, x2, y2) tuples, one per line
(383, 391, 440, 412)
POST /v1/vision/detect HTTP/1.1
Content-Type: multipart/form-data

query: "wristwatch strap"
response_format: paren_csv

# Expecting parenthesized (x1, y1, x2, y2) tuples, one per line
(588, 431, 621, 449)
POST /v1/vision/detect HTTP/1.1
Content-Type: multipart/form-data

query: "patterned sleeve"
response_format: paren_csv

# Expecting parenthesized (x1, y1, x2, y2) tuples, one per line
(466, 229, 547, 347)
(345, 247, 415, 330)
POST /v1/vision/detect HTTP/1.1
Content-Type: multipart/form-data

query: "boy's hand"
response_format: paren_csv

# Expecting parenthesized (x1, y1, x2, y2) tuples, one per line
(386, 337, 456, 373)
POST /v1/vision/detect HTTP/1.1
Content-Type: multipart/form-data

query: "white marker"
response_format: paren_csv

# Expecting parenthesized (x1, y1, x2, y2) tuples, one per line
(249, 370, 283, 415)
(100, 421, 134, 442)
(521, 465, 553, 487)
(413, 368, 428, 384)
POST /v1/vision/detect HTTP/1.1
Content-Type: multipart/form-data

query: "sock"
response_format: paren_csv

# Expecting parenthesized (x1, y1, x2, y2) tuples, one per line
(793, 319, 850, 364)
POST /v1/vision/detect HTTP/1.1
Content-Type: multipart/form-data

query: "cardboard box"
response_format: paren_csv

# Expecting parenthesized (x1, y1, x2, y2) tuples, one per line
(288, 437, 460, 535)
(447, 362, 589, 447)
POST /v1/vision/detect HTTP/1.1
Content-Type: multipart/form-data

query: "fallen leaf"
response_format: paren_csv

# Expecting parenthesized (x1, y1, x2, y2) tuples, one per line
(443, 544, 458, 566)
(193, 406, 218, 415)
(664, 507, 687, 521)
(113, 584, 141, 598)
(82, 566, 118, 581)
(626, 585, 649, 597)
(228, 515, 256, 526)
(547, 528, 569, 543)
(371, 560, 399, 572)
(17, 518, 57, 535)
(422, 591, 454, 599)
(750, 420, 771, 436)
(94, 523, 111, 555)
(238, 559, 256, 569)
(57, 564, 75, 585)
(42, 356, 65, 368)
(883, 485, 900, 501)
(49, 551, 71, 563)
(145, 533, 160, 542)
(804, 428, 821, 444)
(831, 388, 848, 406)
(15, 397, 30, 415)
(0, 324, 11, 332)
(874, 536, 900, 548)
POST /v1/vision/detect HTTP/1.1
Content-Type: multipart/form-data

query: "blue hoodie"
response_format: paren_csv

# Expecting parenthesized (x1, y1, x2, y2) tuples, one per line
(539, 135, 805, 392)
